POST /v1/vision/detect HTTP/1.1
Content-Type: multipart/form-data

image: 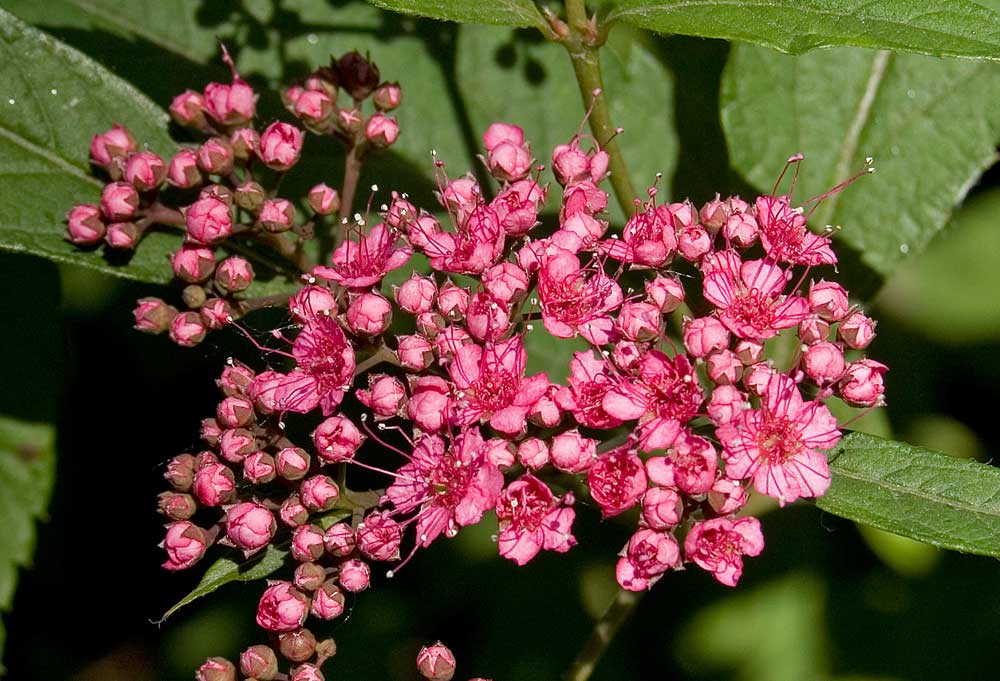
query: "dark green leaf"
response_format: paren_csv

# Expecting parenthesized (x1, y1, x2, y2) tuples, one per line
(720, 44, 1000, 277)
(605, 0, 1000, 59)
(159, 545, 289, 622)
(0, 417, 56, 672)
(819, 432, 1000, 557)
(366, 0, 547, 29)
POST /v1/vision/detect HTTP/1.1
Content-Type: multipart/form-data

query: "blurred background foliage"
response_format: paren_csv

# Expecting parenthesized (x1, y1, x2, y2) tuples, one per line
(1, 0, 999, 679)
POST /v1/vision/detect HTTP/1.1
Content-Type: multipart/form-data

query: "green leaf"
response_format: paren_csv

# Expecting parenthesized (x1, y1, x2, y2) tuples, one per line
(160, 545, 289, 623)
(720, 44, 1000, 277)
(0, 8, 183, 284)
(366, 0, 546, 29)
(0, 417, 56, 673)
(819, 432, 1000, 557)
(605, 0, 1000, 60)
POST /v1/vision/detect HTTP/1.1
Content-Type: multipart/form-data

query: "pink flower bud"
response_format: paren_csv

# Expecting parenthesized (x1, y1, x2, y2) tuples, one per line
(385, 192, 417, 228)
(839, 359, 888, 407)
(324, 522, 356, 557)
(100, 181, 139, 221)
(587, 448, 647, 517)
(290, 285, 337, 322)
(240, 646, 278, 681)
(357, 374, 406, 417)
(374, 82, 402, 111)
(259, 198, 295, 232)
(699, 195, 727, 232)
(798, 314, 831, 345)
(417, 641, 457, 681)
(803, 341, 846, 384)
(204, 78, 256, 126)
(365, 113, 399, 147)
(170, 311, 207, 347)
(397, 334, 434, 371)
(645, 275, 685, 313)
(170, 90, 208, 129)
(133, 297, 177, 334)
(487, 141, 532, 182)
(90, 124, 136, 167)
(529, 385, 562, 428)
(338, 558, 370, 593)
(407, 375, 450, 432)
(646, 433, 718, 495)
(312, 415, 363, 463)
(517, 437, 550, 470)
(300, 475, 339, 511)
(734, 339, 764, 365)
(336, 107, 363, 134)
(105, 222, 139, 249)
(243, 451, 276, 484)
(260, 121, 304, 170)
(185, 197, 232, 244)
(193, 461, 235, 506)
(441, 177, 481, 212)
(217, 397, 254, 429)
(195, 657, 236, 681)
(199, 183, 234, 204)
(706, 384, 746, 425)
(708, 477, 749, 515)
(200, 298, 234, 330)
(839, 312, 876, 349)
(66, 204, 106, 245)
(226, 501, 276, 552)
(483, 122, 524, 152)
(290, 663, 325, 681)
(561, 180, 607, 218)
(294, 89, 334, 128)
(346, 292, 392, 336)
(465, 293, 511, 342)
(641, 487, 682, 530)
(723, 211, 758, 248)
(167, 149, 203, 188)
(481, 263, 530, 304)
(683, 316, 730, 358)
(706, 349, 743, 385)
(291, 524, 326, 562)
(809, 280, 850, 321)
(617, 301, 661, 342)
(396, 274, 437, 314)
(337, 51, 381, 99)
(196, 137, 234, 175)
(308, 183, 341, 215)
(294, 562, 326, 592)
(436, 281, 470, 320)
(483, 437, 516, 468)
(158, 491, 196, 521)
(162, 521, 208, 571)
(550, 430, 597, 474)
(164, 453, 196, 491)
(551, 143, 590, 185)
(280, 494, 309, 528)
(256, 582, 308, 632)
(124, 151, 165, 191)
(677, 225, 712, 261)
(214, 256, 254, 293)
(229, 127, 259, 160)
(311, 581, 345, 620)
(357, 511, 402, 561)
(274, 447, 310, 481)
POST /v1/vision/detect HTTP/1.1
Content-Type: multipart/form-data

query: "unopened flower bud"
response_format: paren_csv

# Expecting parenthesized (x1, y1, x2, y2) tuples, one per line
(678, 225, 712, 261)
(291, 663, 325, 681)
(170, 89, 208, 129)
(357, 511, 402, 561)
(170, 311, 207, 347)
(734, 339, 764, 365)
(313, 415, 363, 463)
(280, 494, 310, 527)
(396, 274, 437, 314)
(365, 113, 399, 148)
(259, 198, 296, 232)
(203, 78, 256, 127)
(279, 628, 317, 663)
(90, 124, 137, 168)
(243, 451, 276, 484)
(839, 312, 876, 349)
(164, 453, 196, 491)
(197, 137, 235, 176)
(617, 301, 661, 342)
(487, 141, 532, 182)
(193, 461, 235, 506)
(125, 151, 166, 191)
(162, 521, 208, 571)
(417, 641, 456, 681)
(185, 196, 232, 244)
(256, 582, 309, 632)
(641, 487, 682, 530)
(234, 181, 266, 213)
(66, 204, 106, 245)
(226, 501, 276, 552)
(294, 89, 335, 130)
(167, 149, 202, 188)
(277, 447, 312, 481)
(311, 580, 345, 620)
(436, 281, 469, 320)
(809, 280, 850, 321)
(646, 275, 685, 312)
(201, 418, 222, 446)
(839, 359, 888, 407)
(300, 475, 339, 511)
(484, 122, 525, 152)
(357, 374, 406, 418)
(219, 427, 255, 462)
(550, 430, 597, 474)
(105, 221, 139, 250)
(229, 127, 259, 160)
(134, 297, 177, 334)
(336, 107, 363, 135)
(291, 524, 326, 562)
(240, 645, 279, 681)
(803, 341, 846, 384)
(200, 183, 234, 204)
(338, 558, 370, 592)
(373, 82, 402, 111)
(215, 256, 254, 293)
(323, 522, 356, 557)
(798, 314, 831, 345)
(346, 292, 392, 335)
(195, 656, 236, 681)
(181, 285, 208, 310)
(517, 437, 549, 470)
(294, 561, 326, 592)
(101, 181, 139, 221)
(200, 298, 234, 330)
(306, 69, 338, 97)
(158, 491, 197, 520)
(706, 349, 743, 385)
(260, 122, 304, 171)
(308, 183, 341, 215)
(336, 51, 381, 100)
(397, 334, 434, 371)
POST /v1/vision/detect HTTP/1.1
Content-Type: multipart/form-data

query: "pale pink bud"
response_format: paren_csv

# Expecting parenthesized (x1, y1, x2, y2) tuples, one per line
(617, 301, 661, 342)
(436, 281, 470, 320)
(407, 375, 451, 432)
(338, 558, 371, 592)
(167, 149, 202, 188)
(240, 645, 278, 681)
(396, 274, 437, 314)
(641, 487, 682, 530)
(226, 501, 276, 552)
(483, 122, 524, 152)
(487, 141, 532, 182)
(417, 641, 456, 681)
(798, 314, 831, 345)
(357, 511, 403, 561)
(291, 524, 326, 562)
(185, 197, 232, 244)
(517, 437, 550, 470)
(550, 430, 597, 474)
(308, 183, 340, 215)
(374, 82, 402, 111)
(365, 113, 399, 147)
(416, 311, 445, 340)
(677, 225, 712, 261)
(170, 90, 208, 129)
(162, 521, 208, 570)
(280, 494, 309, 528)
(204, 78, 256, 126)
(170, 311, 207, 347)
(707, 384, 745, 425)
(346, 292, 392, 335)
(276, 447, 311, 481)
(723, 211, 758, 248)
(229, 127, 259, 160)
(397, 334, 434, 371)
(311, 581, 345, 620)
(483, 437, 516, 468)
(551, 144, 590, 185)
(259, 198, 296, 232)
(290, 285, 337, 322)
(243, 451, 276, 484)
(441, 177, 480, 212)
(293, 89, 334, 127)
(100, 182, 139, 221)
(734, 339, 764, 365)
(587, 448, 647, 517)
(809, 280, 850, 321)
(214, 256, 254, 293)
(803, 341, 846, 384)
(290, 663, 325, 681)
(133, 297, 176, 334)
(124, 151, 166, 191)
(839, 359, 888, 407)
(217, 396, 254, 429)
(324, 522, 356, 557)
(839, 312, 876, 349)
(260, 121, 304, 170)
(645, 275, 685, 313)
(196, 137, 234, 175)
(193, 461, 235, 506)
(195, 657, 235, 681)
(313, 415, 363, 463)
(218, 360, 254, 394)
(105, 222, 138, 249)
(743, 362, 779, 395)
(219, 428, 255, 463)
(481, 263, 530, 304)
(706, 350, 743, 385)
(165, 453, 196, 491)
(300, 475, 339, 511)
(708, 477, 749, 515)
(683, 316, 730, 358)
(256, 582, 308, 632)
(90, 124, 136, 167)
(66, 204, 106, 245)
(357, 374, 406, 417)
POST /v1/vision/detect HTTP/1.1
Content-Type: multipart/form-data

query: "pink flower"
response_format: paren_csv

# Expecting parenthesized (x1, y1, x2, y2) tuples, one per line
(255, 582, 308, 632)
(561, 180, 607, 220)
(313, 415, 363, 463)
(424, 203, 505, 275)
(226, 502, 276, 552)
(259, 121, 303, 170)
(481, 263, 530, 304)
(587, 447, 647, 517)
(803, 341, 846, 384)
(640, 487, 682, 530)
(313, 223, 412, 289)
(357, 511, 403, 561)
(416, 641, 457, 681)
(537, 247, 623, 344)
(66, 204, 106, 245)
(702, 252, 809, 340)
(550, 429, 597, 473)
(185, 196, 232, 244)
(483, 122, 524, 151)
(311, 581, 345, 620)
(396, 274, 437, 314)
(528, 384, 562, 428)
(338, 559, 371, 592)
(809, 280, 850, 321)
(346, 292, 392, 335)
(289, 285, 337, 322)
(755, 195, 836, 265)
(602, 350, 703, 451)
(684, 517, 764, 586)
(487, 140, 532, 182)
(517, 438, 550, 470)
(615, 529, 680, 591)
(289, 313, 357, 415)
(839, 359, 888, 407)
(495, 474, 576, 565)
(555, 351, 622, 429)
(447, 337, 548, 435)
(162, 521, 208, 571)
(365, 113, 399, 147)
(384, 429, 503, 547)
(838, 311, 876, 349)
(601, 203, 677, 267)
(717, 374, 839, 505)
(645, 431, 718, 495)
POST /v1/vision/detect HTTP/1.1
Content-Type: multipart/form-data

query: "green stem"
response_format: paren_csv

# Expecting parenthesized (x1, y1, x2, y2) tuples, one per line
(563, 590, 643, 681)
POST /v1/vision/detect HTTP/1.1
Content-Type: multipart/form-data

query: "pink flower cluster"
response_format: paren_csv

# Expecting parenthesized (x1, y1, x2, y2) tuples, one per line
(68, 56, 885, 681)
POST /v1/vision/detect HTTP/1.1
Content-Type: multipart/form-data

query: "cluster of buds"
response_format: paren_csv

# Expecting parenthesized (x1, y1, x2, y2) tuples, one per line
(68, 54, 885, 678)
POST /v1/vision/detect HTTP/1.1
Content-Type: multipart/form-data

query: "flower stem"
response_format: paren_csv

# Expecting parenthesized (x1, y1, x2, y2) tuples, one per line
(563, 589, 643, 681)
(560, 0, 637, 216)
(336, 141, 367, 248)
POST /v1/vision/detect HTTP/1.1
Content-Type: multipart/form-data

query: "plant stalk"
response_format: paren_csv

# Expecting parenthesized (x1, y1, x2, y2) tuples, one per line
(564, 589, 643, 681)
